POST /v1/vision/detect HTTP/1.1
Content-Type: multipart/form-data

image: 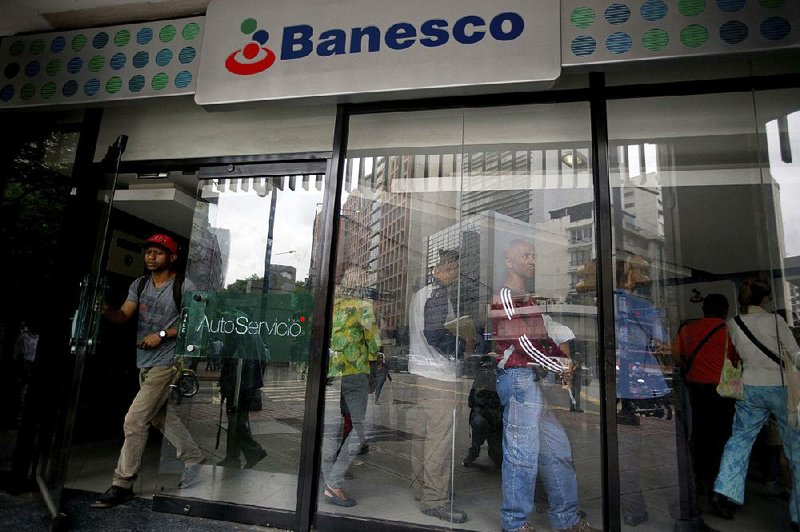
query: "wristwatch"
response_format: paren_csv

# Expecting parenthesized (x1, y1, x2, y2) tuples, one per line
(158, 329, 168, 339)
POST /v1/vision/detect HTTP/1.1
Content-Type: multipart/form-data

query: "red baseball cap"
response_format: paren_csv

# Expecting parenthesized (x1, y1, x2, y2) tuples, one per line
(144, 234, 179, 255)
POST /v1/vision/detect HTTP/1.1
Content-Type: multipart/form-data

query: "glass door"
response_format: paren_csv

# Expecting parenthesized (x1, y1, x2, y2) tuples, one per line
(154, 162, 327, 517)
(34, 134, 127, 527)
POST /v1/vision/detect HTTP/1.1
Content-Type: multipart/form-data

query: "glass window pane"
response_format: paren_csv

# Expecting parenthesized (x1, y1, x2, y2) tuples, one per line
(319, 103, 601, 531)
(1, 123, 80, 477)
(156, 174, 324, 510)
(608, 90, 800, 530)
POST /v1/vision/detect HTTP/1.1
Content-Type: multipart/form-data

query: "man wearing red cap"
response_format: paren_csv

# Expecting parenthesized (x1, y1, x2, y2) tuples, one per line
(92, 233, 204, 509)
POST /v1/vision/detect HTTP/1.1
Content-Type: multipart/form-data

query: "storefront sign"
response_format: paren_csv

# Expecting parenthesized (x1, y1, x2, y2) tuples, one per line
(195, 0, 560, 105)
(0, 17, 204, 108)
(178, 291, 312, 363)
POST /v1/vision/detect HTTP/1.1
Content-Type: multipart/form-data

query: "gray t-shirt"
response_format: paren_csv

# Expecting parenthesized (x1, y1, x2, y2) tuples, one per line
(127, 275, 193, 368)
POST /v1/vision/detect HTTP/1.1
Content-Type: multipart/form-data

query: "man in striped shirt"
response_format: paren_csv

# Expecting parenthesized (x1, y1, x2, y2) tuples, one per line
(492, 239, 598, 532)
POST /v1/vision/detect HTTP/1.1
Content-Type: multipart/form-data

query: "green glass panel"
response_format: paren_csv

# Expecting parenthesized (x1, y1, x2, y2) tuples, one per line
(182, 22, 200, 40)
(20, 83, 36, 100)
(643, 28, 670, 51)
(678, 0, 706, 16)
(40, 81, 56, 99)
(72, 34, 88, 52)
(570, 7, 596, 29)
(680, 24, 709, 47)
(114, 29, 131, 47)
(88, 55, 105, 72)
(30, 39, 45, 55)
(45, 59, 61, 76)
(106, 76, 122, 94)
(159, 25, 177, 43)
(151, 72, 168, 90)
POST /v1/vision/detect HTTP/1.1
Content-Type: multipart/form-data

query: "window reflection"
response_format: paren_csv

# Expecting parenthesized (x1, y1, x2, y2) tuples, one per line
(609, 90, 800, 531)
(319, 105, 602, 530)
(158, 174, 324, 511)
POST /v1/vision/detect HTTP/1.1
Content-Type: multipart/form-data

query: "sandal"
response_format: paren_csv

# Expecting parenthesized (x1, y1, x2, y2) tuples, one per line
(323, 485, 356, 507)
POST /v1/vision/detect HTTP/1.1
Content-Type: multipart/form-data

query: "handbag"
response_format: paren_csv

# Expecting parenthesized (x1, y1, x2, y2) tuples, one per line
(717, 353, 744, 400)
(716, 322, 743, 399)
(733, 316, 800, 426)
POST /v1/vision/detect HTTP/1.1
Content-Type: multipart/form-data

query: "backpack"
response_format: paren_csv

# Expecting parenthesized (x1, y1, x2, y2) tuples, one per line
(136, 272, 184, 309)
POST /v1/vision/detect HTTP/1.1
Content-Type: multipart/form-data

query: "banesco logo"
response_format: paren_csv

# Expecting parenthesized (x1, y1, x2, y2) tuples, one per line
(226, 12, 524, 76)
(226, 18, 277, 75)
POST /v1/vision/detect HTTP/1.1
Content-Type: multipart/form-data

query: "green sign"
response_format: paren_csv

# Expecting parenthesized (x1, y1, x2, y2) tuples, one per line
(177, 290, 312, 363)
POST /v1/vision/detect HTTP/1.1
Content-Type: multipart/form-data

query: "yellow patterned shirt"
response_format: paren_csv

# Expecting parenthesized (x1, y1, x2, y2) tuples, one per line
(328, 296, 380, 377)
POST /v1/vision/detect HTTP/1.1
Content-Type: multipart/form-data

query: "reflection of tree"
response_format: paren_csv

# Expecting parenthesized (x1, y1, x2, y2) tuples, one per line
(0, 128, 78, 345)
(228, 274, 308, 294)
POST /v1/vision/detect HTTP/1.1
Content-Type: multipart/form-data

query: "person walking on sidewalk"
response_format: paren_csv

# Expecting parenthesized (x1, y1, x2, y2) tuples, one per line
(92, 233, 205, 509)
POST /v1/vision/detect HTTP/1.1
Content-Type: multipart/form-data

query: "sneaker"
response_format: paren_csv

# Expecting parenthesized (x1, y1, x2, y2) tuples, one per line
(556, 518, 601, 532)
(178, 462, 203, 489)
(90, 485, 133, 509)
(422, 502, 468, 523)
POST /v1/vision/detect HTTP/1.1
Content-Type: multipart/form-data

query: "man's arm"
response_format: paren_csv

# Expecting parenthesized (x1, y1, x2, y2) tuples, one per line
(102, 300, 138, 324)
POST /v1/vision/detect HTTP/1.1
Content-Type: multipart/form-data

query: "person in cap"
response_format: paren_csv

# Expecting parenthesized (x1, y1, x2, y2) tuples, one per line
(91, 233, 205, 509)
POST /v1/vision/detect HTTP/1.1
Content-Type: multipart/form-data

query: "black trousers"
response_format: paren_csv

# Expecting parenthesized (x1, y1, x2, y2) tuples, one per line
(225, 388, 264, 463)
(688, 381, 736, 491)
(467, 408, 503, 465)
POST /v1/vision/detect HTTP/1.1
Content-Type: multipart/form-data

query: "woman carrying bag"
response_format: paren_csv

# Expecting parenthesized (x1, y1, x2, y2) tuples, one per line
(712, 279, 800, 527)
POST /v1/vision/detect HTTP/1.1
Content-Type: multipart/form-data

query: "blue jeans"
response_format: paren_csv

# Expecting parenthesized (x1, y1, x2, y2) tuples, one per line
(497, 367, 579, 531)
(322, 373, 369, 489)
(714, 385, 800, 523)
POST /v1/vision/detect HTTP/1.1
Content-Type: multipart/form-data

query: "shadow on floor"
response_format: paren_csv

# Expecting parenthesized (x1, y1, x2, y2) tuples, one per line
(0, 488, 284, 532)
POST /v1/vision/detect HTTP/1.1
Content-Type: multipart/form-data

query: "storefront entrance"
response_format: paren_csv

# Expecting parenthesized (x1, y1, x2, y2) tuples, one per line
(2, 77, 798, 532)
(49, 152, 329, 530)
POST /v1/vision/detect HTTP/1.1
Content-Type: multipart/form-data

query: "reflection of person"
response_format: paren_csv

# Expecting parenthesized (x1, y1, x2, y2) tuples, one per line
(405, 249, 469, 524)
(373, 352, 392, 404)
(615, 256, 669, 426)
(322, 265, 380, 507)
(569, 348, 584, 413)
(712, 279, 800, 524)
(12, 320, 39, 422)
(673, 294, 736, 496)
(615, 256, 715, 531)
(462, 354, 502, 469)
(492, 239, 598, 532)
(217, 327, 268, 469)
(92, 234, 204, 509)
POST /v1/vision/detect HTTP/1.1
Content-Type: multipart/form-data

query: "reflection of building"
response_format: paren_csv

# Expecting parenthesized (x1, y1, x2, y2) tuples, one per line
(236, 265, 297, 294)
(186, 215, 229, 291)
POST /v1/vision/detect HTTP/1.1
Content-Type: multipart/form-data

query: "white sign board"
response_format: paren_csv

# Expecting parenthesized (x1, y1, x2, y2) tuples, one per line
(196, 0, 561, 105)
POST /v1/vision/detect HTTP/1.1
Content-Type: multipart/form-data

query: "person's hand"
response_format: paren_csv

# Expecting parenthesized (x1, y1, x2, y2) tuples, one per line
(137, 332, 162, 350)
(561, 363, 575, 386)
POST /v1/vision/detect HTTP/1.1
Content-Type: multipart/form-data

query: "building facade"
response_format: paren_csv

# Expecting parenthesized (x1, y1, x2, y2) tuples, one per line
(0, 1, 799, 531)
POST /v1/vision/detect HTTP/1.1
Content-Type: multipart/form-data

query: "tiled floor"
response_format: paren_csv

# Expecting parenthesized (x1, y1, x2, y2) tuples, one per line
(60, 365, 795, 531)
